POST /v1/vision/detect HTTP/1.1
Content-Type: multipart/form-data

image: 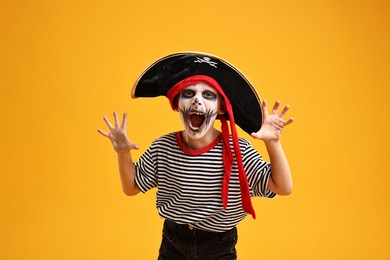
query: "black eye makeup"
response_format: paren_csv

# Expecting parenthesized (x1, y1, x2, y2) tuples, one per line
(202, 90, 217, 101)
(180, 87, 218, 102)
(181, 89, 195, 99)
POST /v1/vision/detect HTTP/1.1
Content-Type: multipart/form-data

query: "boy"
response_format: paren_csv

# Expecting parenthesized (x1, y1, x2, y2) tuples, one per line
(98, 52, 294, 259)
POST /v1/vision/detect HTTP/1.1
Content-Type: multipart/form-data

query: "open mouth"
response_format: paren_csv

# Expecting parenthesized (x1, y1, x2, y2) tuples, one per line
(188, 111, 205, 130)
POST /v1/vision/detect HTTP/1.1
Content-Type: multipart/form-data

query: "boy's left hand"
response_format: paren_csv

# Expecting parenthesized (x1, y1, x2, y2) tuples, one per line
(251, 100, 294, 142)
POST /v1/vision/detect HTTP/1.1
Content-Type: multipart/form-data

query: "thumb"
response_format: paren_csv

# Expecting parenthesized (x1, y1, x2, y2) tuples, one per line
(251, 132, 261, 139)
(130, 143, 141, 150)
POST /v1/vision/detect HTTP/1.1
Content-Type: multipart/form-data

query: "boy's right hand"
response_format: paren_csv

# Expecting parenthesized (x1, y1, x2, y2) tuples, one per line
(98, 112, 140, 154)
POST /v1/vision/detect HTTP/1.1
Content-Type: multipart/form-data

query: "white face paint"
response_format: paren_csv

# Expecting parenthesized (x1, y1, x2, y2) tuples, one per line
(178, 82, 222, 140)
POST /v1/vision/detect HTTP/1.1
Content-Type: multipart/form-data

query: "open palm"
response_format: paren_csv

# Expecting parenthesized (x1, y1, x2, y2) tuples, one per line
(98, 112, 140, 154)
(251, 100, 294, 142)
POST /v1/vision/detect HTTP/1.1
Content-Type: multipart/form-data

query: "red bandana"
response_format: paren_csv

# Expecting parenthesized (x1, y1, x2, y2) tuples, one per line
(167, 75, 256, 219)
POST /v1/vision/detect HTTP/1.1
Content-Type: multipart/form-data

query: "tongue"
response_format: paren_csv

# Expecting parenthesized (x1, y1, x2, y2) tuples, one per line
(191, 115, 204, 128)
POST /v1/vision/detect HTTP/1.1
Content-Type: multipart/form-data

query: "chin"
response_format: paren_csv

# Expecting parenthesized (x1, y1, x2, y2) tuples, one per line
(184, 129, 207, 141)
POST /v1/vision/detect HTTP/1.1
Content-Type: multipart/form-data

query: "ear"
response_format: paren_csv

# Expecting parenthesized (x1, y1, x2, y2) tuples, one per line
(218, 98, 226, 115)
(172, 96, 179, 111)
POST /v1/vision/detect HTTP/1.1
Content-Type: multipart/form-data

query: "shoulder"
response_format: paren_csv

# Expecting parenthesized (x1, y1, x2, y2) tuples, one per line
(149, 132, 178, 149)
(237, 137, 251, 146)
(153, 132, 176, 142)
(235, 137, 262, 159)
(230, 136, 252, 150)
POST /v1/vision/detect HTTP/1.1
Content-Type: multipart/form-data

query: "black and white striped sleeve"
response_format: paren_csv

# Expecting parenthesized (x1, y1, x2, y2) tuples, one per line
(241, 139, 276, 198)
(134, 144, 158, 193)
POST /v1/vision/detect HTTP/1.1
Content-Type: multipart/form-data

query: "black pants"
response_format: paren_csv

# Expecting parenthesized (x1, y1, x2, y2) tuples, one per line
(158, 219, 238, 260)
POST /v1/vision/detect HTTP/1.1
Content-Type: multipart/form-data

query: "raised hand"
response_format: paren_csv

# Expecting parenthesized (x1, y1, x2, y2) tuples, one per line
(98, 112, 140, 154)
(251, 100, 294, 142)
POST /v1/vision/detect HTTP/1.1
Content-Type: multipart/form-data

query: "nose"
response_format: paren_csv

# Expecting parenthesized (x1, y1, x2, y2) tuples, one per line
(192, 97, 201, 106)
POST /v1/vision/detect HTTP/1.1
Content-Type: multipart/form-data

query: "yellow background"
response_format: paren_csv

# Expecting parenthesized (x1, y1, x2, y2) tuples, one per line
(1, 0, 389, 259)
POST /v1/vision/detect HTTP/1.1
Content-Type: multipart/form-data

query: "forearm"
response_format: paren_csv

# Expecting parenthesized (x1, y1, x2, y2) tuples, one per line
(265, 141, 293, 195)
(117, 152, 140, 196)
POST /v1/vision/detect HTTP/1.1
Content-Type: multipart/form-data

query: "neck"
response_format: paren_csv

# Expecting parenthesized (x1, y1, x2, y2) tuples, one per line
(181, 128, 221, 150)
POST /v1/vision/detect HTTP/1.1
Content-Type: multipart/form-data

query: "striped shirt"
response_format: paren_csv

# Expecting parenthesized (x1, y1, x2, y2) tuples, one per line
(134, 132, 275, 232)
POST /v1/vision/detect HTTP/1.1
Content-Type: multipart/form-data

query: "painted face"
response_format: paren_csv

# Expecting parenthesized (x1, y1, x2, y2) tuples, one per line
(178, 82, 223, 140)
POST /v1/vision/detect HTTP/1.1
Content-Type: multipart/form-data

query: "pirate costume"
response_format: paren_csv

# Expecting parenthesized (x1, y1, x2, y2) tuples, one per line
(131, 52, 275, 259)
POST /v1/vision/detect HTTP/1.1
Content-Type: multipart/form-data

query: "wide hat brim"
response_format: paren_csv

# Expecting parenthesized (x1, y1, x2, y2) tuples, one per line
(131, 51, 263, 134)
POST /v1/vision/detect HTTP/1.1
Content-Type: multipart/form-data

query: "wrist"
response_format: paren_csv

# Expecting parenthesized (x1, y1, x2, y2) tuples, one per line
(264, 140, 283, 153)
(116, 150, 131, 157)
(264, 139, 281, 146)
